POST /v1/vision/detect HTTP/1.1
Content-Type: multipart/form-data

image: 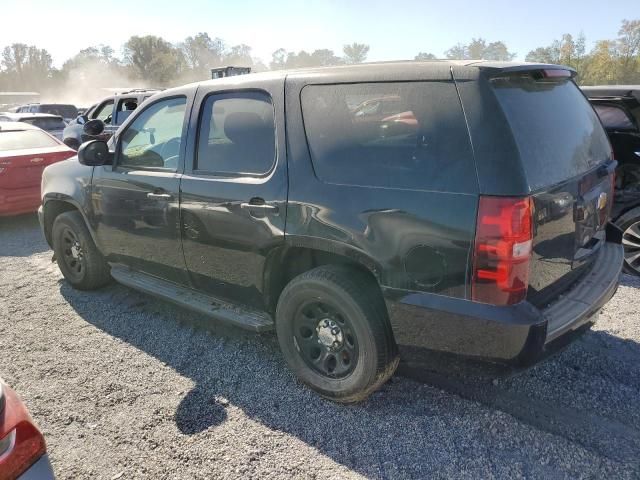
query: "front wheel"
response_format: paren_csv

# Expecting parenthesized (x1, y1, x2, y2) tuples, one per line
(617, 206, 640, 275)
(276, 265, 398, 403)
(52, 211, 111, 290)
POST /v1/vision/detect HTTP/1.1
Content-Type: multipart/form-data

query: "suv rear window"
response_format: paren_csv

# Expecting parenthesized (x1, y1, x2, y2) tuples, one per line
(21, 117, 66, 131)
(39, 104, 78, 119)
(301, 82, 476, 192)
(491, 74, 611, 191)
(0, 130, 59, 150)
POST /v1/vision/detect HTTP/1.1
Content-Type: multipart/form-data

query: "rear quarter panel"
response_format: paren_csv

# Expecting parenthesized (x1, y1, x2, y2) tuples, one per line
(284, 75, 478, 299)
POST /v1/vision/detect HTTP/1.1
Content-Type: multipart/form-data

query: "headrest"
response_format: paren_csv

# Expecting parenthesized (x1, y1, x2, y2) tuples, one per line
(223, 112, 269, 145)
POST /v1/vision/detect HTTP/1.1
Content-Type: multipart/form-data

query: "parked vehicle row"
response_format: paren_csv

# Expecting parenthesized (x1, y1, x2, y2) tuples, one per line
(582, 86, 640, 275)
(37, 61, 624, 402)
(62, 89, 160, 150)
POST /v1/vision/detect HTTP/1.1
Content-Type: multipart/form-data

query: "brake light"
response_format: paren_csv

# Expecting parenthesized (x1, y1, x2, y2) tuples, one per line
(541, 69, 572, 78)
(472, 196, 533, 305)
(0, 422, 46, 479)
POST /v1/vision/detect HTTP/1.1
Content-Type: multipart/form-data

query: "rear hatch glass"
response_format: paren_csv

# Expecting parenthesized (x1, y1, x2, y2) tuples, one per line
(491, 72, 614, 306)
(39, 104, 78, 119)
(21, 117, 66, 131)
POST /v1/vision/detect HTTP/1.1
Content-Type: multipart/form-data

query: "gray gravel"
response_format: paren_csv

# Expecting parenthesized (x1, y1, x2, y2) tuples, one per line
(1, 213, 639, 479)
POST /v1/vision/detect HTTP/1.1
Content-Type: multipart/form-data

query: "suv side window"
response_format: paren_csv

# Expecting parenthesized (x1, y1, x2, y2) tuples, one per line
(115, 98, 138, 125)
(93, 100, 115, 124)
(118, 96, 187, 171)
(196, 91, 276, 176)
(300, 82, 476, 193)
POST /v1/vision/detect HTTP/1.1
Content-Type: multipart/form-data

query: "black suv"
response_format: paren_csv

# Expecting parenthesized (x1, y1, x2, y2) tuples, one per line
(62, 89, 160, 150)
(582, 86, 640, 274)
(40, 62, 623, 402)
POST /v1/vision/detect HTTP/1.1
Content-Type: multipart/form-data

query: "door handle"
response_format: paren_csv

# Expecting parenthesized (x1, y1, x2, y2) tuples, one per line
(241, 203, 278, 212)
(147, 192, 172, 200)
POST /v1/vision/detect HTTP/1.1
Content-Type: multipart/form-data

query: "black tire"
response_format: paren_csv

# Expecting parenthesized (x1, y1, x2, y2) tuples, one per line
(616, 206, 640, 276)
(276, 265, 399, 403)
(52, 211, 111, 290)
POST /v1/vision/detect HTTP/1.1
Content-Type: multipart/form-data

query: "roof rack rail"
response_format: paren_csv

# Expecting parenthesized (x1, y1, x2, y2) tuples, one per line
(118, 88, 163, 95)
(211, 66, 251, 79)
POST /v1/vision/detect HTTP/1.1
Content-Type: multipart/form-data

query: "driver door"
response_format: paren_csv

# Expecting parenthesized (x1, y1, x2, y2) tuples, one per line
(90, 94, 192, 284)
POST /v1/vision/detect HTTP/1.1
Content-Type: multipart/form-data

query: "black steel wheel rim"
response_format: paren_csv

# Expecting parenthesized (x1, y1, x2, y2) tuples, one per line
(60, 227, 85, 279)
(623, 221, 640, 273)
(293, 300, 359, 379)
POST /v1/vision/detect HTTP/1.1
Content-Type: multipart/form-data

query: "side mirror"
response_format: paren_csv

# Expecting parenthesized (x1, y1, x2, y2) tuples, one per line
(78, 140, 112, 166)
(83, 119, 105, 136)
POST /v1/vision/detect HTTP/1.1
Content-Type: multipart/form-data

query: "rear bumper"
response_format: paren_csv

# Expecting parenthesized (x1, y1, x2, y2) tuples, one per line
(0, 188, 40, 216)
(385, 241, 623, 363)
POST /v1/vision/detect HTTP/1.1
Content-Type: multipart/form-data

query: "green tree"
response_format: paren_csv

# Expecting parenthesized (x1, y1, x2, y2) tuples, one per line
(445, 39, 515, 60)
(123, 35, 185, 85)
(223, 44, 253, 66)
(581, 40, 620, 85)
(181, 33, 225, 74)
(414, 52, 437, 61)
(1, 43, 54, 90)
(617, 19, 640, 83)
(343, 43, 369, 64)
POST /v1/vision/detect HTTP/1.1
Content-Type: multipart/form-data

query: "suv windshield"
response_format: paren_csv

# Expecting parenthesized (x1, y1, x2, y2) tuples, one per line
(491, 74, 611, 191)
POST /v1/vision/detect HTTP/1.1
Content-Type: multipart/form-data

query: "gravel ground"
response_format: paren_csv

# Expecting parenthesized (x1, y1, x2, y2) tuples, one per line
(1, 213, 639, 479)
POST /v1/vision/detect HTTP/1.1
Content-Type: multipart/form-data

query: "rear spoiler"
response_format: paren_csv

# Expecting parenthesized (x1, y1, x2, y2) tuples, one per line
(466, 61, 577, 78)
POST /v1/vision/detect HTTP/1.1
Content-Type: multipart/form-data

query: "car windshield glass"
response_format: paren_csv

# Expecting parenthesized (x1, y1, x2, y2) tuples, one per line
(491, 74, 611, 191)
(0, 130, 59, 150)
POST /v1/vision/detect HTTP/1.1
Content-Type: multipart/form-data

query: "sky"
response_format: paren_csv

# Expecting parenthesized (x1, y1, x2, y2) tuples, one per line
(1, 0, 636, 67)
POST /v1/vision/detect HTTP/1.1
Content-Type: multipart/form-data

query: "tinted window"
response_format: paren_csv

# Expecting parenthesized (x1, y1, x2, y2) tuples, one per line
(593, 104, 635, 130)
(491, 74, 611, 191)
(21, 117, 66, 131)
(119, 97, 186, 170)
(301, 82, 476, 192)
(115, 98, 138, 125)
(39, 104, 77, 119)
(196, 92, 276, 175)
(0, 130, 59, 150)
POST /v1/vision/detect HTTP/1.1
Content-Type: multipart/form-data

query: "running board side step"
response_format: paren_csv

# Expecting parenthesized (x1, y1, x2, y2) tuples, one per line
(110, 266, 274, 332)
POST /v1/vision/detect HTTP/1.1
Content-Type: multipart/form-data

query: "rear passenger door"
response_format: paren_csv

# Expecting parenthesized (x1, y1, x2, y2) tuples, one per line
(180, 81, 287, 310)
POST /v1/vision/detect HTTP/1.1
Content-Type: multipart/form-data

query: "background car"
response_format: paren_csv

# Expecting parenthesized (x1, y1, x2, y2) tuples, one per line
(62, 89, 160, 150)
(583, 86, 640, 274)
(0, 113, 67, 140)
(0, 121, 76, 216)
(0, 380, 55, 479)
(15, 103, 78, 123)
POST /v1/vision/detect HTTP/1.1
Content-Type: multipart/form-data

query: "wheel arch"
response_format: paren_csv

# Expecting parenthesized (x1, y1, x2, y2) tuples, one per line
(42, 196, 94, 248)
(262, 237, 384, 315)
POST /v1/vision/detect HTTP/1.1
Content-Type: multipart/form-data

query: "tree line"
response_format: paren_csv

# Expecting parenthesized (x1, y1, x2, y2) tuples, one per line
(0, 18, 638, 98)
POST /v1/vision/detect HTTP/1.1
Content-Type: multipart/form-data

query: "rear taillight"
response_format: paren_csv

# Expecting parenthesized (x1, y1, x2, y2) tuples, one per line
(0, 422, 46, 479)
(472, 196, 533, 305)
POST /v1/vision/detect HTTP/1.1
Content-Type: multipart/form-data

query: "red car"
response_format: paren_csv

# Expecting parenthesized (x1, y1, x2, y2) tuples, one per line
(0, 380, 54, 479)
(0, 122, 75, 216)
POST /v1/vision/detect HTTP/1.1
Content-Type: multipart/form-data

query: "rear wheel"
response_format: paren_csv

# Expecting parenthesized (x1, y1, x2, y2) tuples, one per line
(52, 211, 111, 290)
(276, 265, 398, 403)
(617, 206, 640, 275)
